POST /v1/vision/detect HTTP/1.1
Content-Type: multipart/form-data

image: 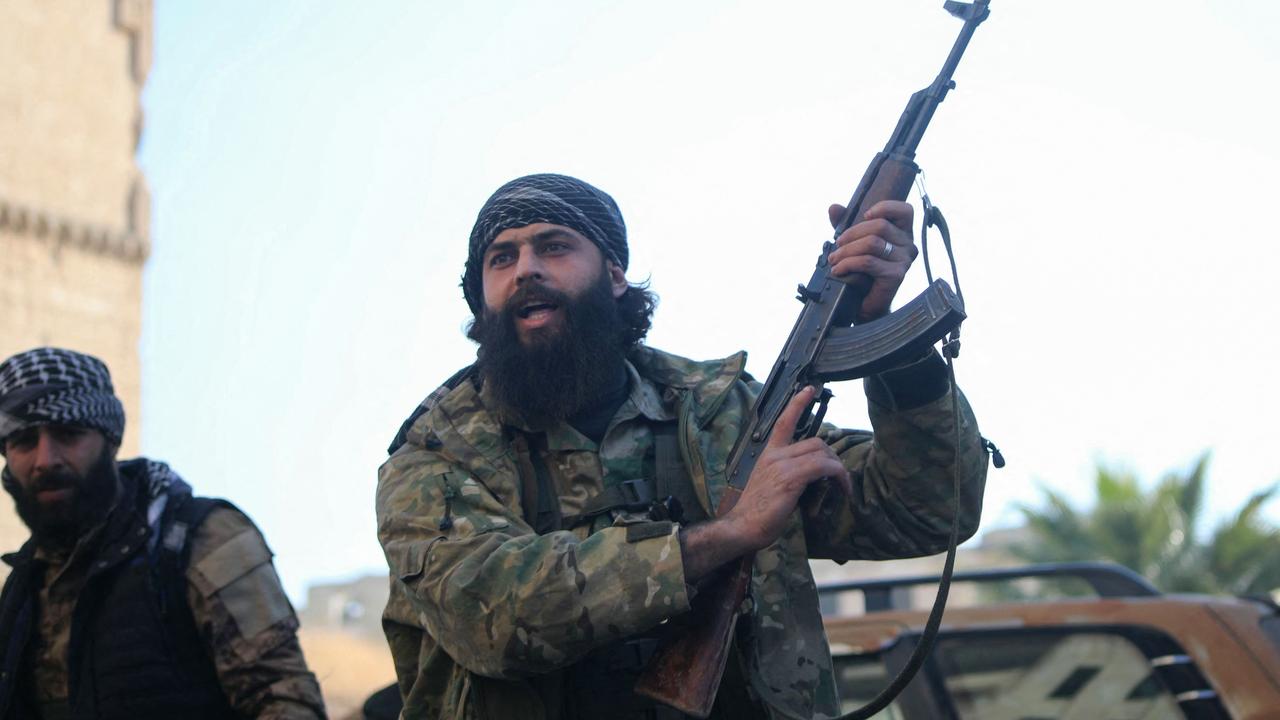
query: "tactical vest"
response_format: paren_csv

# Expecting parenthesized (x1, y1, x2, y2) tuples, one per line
(0, 468, 237, 720)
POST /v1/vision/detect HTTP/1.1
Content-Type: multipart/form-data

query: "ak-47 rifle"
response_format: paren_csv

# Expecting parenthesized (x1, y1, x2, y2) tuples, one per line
(634, 2, 991, 717)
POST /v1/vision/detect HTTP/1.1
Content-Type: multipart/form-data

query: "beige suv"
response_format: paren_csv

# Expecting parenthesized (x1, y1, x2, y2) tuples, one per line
(820, 563, 1280, 719)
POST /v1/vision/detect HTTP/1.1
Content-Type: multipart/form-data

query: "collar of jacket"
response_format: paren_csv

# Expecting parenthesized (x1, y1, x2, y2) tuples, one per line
(1, 547, 30, 571)
(408, 346, 748, 472)
(626, 346, 748, 429)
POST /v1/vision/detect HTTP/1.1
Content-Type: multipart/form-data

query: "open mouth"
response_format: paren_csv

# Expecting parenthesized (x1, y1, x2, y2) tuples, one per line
(36, 487, 74, 504)
(517, 301, 559, 320)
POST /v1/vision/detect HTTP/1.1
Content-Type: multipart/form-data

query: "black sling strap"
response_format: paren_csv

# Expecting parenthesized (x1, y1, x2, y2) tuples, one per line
(154, 494, 238, 684)
(652, 423, 706, 525)
(156, 495, 229, 614)
(513, 432, 564, 535)
(387, 365, 476, 456)
(652, 424, 679, 502)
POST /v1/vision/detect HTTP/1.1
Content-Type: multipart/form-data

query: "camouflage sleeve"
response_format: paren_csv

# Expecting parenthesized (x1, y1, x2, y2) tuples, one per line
(800, 352, 988, 561)
(377, 445, 690, 680)
(185, 507, 328, 719)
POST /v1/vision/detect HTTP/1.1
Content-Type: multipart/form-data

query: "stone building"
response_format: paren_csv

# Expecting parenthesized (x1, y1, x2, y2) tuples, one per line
(0, 0, 152, 553)
(299, 574, 390, 643)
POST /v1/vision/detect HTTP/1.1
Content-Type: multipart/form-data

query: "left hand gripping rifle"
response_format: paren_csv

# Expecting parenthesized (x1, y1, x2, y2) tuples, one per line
(634, 2, 991, 717)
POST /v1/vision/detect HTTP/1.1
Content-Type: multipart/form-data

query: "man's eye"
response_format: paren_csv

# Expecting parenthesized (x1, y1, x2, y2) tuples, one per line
(488, 252, 513, 267)
(540, 242, 568, 253)
(5, 431, 37, 451)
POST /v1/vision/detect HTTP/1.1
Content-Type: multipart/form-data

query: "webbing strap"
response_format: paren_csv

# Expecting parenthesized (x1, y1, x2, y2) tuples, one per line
(561, 484, 650, 531)
(653, 425, 679, 500)
(157, 495, 229, 616)
(653, 424, 706, 524)
(513, 432, 563, 534)
(559, 421, 702, 531)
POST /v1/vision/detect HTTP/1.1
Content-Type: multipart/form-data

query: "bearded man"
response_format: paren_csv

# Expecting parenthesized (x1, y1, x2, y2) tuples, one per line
(0, 348, 326, 719)
(377, 174, 989, 719)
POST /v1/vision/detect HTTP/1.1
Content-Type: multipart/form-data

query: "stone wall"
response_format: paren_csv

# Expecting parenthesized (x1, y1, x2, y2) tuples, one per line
(0, 0, 152, 555)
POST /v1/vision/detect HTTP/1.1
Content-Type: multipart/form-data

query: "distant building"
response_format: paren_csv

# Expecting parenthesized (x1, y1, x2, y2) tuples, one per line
(297, 575, 396, 716)
(299, 574, 390, 642)
(0, 1, 153, 555)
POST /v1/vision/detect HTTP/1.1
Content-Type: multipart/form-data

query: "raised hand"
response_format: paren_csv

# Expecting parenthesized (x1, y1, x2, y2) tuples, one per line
(827, 200, 919, 322)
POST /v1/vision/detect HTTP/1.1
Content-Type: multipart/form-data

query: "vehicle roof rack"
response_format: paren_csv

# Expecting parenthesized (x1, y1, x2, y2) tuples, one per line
(818, 562, 1160, 612)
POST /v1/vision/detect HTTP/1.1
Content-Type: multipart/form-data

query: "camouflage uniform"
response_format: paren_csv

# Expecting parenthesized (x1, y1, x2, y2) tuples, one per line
(377, 346, 986, 719)
(1, 461, 326, 719)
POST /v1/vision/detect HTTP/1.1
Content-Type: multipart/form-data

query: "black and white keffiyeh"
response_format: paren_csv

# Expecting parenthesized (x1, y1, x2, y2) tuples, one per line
(462, 173, 628, 313)
(0, 347, 126, 451)
(130, 458, 186, 535)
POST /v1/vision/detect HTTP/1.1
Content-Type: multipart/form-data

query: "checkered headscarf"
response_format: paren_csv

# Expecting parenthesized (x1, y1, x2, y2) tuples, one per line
(0, 347, 125, 452)
(462, 173, 628, 314)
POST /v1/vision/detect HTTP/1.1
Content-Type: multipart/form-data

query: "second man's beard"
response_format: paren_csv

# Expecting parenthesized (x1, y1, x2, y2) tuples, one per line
(3, 446, 120, 551)
(472, 273, 628, 428)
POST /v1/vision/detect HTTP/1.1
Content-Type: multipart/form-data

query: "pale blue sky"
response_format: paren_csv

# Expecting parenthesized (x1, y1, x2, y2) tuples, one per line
(138, 1, 1280, 601)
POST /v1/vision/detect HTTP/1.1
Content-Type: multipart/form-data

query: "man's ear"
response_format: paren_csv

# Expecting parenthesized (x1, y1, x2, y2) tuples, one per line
(607, 261, 627, 299)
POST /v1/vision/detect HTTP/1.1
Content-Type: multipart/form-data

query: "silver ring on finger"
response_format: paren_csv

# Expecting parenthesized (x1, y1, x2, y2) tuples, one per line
(880, 239, 894, 259)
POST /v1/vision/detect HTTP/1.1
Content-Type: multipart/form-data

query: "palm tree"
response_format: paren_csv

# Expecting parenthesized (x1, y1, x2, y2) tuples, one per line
(1014, 453, 1280, 595)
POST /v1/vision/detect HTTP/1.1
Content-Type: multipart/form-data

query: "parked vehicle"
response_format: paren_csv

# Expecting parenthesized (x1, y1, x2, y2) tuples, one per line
(821, 563, 1280, 719)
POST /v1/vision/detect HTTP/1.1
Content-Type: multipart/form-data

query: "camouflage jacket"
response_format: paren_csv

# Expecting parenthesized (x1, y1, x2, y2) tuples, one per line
(377, 346, 986, 719)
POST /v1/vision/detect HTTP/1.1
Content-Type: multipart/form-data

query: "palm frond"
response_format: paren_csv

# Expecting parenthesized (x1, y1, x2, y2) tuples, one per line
(1016, 463, 1279, 595)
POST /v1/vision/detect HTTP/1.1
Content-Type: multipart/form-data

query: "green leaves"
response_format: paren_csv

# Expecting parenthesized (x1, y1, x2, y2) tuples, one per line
(1014, 452, 1280, 596)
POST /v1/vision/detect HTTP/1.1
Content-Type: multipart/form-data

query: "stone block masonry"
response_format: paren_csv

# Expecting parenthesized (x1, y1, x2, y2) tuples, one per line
(0, 0, 153, 557)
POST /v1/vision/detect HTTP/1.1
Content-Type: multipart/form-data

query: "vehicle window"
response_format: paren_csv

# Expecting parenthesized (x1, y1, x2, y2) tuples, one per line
(930, 632, 1183, 719)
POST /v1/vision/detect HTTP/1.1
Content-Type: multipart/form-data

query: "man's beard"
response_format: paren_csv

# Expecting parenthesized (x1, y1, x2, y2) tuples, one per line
(3, 446, 119, 550)
(471, 272, 628, 427)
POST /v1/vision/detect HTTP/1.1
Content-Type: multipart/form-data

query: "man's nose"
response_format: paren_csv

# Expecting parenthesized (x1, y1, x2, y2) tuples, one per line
(32, 432, 64, 474)
(514, 247, 544, 284)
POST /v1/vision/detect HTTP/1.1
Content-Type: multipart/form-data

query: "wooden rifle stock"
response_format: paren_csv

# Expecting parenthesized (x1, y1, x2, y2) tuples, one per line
(634, 2, 990, 716)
